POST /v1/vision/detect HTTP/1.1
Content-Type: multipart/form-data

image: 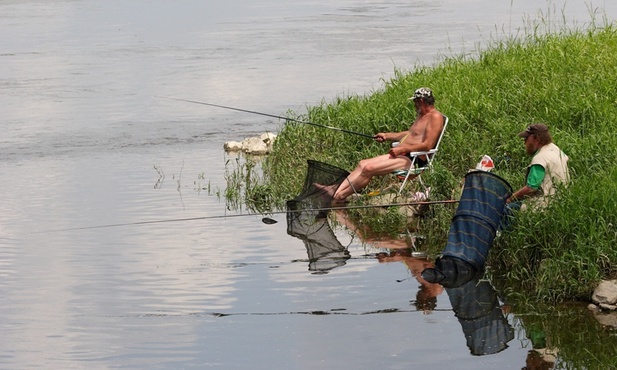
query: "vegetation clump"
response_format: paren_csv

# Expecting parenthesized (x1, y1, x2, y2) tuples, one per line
(257, 21, 617, 303)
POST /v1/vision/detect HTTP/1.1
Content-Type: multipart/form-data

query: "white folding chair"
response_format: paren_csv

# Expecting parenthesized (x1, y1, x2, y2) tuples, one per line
(392, 114, 449, 195)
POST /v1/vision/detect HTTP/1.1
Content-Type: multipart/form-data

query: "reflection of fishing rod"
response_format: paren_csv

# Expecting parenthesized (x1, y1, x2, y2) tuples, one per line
(35, 199, 459, 233)
(157, 96, 376, 139)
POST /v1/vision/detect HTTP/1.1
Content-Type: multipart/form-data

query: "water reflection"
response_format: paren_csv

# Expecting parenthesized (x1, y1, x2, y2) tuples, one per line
(428, 259, 515, 356)
(331, 208, 444, 312)
(286, 211, 350, 274)
(523, 348, 557, 370)
(376, 250, 443, 312)
(333, 206, 514, 354)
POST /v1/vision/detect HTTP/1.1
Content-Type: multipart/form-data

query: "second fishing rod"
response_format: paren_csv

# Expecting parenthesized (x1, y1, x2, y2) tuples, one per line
(35, 199, 460, 233)
(157, 96, 376, 139)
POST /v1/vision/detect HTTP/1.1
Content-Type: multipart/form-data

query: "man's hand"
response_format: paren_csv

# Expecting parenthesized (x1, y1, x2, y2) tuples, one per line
(374, 133, 387, 143)
(389, 146, 406, 158)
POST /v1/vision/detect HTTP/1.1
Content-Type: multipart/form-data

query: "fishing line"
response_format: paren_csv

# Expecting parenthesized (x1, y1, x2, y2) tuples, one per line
(157, 96, 376, 139)
(34, 199, 458, 234)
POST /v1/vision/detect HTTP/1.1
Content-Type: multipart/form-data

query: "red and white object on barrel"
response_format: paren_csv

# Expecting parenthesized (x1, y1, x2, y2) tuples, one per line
(475, 155, 495, 172)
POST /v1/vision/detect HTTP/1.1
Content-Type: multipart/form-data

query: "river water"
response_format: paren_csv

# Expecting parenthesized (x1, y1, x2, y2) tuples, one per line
(2, 1, 616, 369)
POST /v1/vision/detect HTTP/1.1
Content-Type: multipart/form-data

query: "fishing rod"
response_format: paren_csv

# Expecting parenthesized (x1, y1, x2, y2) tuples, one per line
(35, 199, 459, 233)
(157, 96, 376, 139)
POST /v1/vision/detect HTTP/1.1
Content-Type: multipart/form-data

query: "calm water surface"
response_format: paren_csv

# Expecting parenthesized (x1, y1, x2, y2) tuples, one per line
(2, 1, 616, 369)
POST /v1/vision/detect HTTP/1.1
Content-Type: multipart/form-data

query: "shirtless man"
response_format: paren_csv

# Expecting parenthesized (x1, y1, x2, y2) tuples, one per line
(331, 87, 445, 201)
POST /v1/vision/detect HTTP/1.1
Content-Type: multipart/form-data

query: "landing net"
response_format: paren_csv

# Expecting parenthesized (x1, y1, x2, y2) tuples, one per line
(287, 160, 350, 209)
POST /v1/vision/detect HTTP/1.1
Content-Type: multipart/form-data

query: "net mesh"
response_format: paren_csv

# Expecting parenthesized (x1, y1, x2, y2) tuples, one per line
(286, 160, 351, 273)
(288, 160, 350, 208)
(445, 270, 514, 355)
(287, 216, 351, 274)
(286, 160, 349, 223)
(441, 170, 512, 270)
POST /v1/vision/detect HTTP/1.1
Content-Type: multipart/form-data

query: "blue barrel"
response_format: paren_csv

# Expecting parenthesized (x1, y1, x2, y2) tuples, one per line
(441, 171, 512, 270)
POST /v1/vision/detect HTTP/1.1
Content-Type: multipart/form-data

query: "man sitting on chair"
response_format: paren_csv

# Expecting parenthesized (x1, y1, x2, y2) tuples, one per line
(329, 87, 445, 202)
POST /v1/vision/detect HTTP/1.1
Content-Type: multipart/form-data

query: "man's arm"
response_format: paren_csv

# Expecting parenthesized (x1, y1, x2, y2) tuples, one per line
(506, 186, 537, 204)
(506, 165, 545, 203)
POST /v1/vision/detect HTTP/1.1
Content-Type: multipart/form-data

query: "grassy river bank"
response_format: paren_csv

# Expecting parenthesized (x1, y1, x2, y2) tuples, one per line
(249, 20, 617, 305)
(216, 16, 617, 369)
(215, 14, 617, 314)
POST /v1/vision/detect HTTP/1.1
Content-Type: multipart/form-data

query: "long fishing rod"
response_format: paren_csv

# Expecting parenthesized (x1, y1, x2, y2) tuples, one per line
(157, 96, 376, 139)
(35, 199, 459, 233)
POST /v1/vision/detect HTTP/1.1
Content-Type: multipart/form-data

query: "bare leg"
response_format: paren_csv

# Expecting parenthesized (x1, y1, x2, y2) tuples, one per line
(333, 154, 410, 201)
(332, 168, 371, 201)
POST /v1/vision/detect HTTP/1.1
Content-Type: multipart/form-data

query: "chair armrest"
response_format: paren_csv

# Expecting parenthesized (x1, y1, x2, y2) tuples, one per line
(406, 149, 437, 156)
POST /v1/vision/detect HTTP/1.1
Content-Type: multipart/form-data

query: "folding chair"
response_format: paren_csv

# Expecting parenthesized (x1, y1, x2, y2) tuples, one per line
(391, 114, 449, 195)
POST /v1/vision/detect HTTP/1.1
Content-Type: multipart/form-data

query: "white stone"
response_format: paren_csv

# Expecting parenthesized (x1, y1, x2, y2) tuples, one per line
(592, 310, 617, 327)
(592, 279, 617, 306)
(241, 137, 267, 154)
(224, 132, 277, 155)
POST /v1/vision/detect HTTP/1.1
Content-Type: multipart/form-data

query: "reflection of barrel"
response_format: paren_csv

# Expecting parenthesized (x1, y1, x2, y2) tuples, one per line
(446, 270, 514, 355)
(442, 171, 512, 270)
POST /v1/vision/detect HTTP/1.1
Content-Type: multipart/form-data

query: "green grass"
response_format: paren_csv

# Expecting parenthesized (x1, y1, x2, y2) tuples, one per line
(508, 302, 617, 370)
(490, 168, 617, 302)
(227, 16, 617, 304)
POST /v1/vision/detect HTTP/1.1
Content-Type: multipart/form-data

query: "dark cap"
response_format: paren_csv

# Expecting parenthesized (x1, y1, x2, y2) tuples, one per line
(518, 124, 549, 138)
(409, 87, 433, 100)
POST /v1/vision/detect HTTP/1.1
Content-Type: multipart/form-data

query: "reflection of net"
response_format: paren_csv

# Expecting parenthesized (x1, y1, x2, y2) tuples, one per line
(442, 171, 512, 270)
(286, 160, 351, 273)
(287, 216, 350, 273)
